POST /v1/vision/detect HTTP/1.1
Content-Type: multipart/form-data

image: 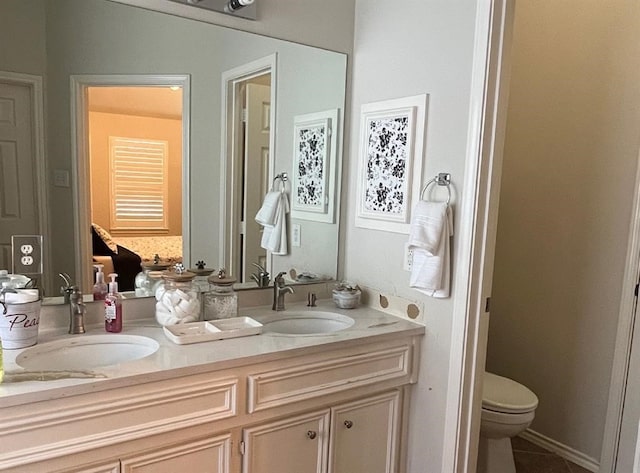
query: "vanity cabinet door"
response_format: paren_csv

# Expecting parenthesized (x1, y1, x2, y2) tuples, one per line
(120, 433, 231, 473)
(328, 391, 401, 473)
(242, 410, 330, 473)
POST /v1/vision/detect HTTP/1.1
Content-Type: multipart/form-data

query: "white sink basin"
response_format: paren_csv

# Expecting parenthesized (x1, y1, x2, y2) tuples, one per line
(261, 311, 355, 335)
(16, 334, 159, 371)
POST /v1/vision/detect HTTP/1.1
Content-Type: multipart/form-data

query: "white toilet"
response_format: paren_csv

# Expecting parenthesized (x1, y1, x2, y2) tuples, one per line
(476, 372, 539, 473)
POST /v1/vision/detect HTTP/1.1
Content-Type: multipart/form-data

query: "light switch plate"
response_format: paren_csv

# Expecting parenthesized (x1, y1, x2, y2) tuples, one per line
(292, 224, 301, 247)
(11, 235, 43, 275)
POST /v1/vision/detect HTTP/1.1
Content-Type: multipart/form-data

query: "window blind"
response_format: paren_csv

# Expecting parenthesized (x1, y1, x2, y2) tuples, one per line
(109, 137, 169, 231)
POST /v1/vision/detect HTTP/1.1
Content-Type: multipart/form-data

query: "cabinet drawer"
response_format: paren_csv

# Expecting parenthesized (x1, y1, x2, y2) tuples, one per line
(247, 342, 411, 412)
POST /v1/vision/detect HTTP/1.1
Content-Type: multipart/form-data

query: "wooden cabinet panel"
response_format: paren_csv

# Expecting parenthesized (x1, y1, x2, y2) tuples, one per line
(248, 343, 411, 412)
(59, 462, 120, 473)
(242, 410, 330, 473)
(328, 391, 400, 473)
(121, 433, 231, 473)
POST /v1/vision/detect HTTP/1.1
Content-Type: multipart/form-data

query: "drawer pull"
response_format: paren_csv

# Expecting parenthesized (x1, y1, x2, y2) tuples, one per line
(344, 420, 354, 429)
(306, 430, 317, 440)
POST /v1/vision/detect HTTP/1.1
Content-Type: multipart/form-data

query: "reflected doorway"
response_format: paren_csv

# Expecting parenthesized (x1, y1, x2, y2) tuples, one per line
(72, 75, 190, 293)
(87, 86, 183, 291)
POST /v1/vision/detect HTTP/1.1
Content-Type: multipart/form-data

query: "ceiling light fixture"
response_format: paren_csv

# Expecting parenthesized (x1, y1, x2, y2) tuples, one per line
(224, 0, 254, 13)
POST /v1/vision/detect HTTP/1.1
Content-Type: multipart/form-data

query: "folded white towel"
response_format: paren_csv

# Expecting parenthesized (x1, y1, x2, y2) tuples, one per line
(408, 202, 453, 298)
(255, 190, 282, 226)
(260, 191, 290, 255)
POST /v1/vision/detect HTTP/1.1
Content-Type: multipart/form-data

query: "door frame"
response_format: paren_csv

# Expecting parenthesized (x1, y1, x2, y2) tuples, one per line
(600, 149, 640, 472)
(70, 74, 191, 291)
(220, 54, 277, 280)
(0, 70, 50, 294)
(443, 0, 515, 471)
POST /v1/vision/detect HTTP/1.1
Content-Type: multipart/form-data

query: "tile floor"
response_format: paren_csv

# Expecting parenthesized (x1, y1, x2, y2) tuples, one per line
(512, 437, 592, 473)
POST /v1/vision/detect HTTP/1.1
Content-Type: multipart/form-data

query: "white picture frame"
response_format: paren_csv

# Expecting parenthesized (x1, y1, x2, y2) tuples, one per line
(291, 109, 339, 223)
(355, 94, 427, 234)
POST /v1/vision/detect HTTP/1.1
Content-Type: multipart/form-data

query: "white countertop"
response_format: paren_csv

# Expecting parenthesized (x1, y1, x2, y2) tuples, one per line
(0, 301, 424, 408)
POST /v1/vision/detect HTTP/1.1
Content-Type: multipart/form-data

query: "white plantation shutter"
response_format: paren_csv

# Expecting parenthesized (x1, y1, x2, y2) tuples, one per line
(109, 137, 169, 232)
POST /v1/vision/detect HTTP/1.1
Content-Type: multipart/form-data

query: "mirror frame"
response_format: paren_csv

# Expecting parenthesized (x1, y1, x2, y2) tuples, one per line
(70, 74, 192, 292)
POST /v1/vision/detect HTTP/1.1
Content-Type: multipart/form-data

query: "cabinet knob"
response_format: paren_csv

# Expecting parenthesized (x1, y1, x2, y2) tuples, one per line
(344, 420, 354, 429)
(306, 430, 317, 440)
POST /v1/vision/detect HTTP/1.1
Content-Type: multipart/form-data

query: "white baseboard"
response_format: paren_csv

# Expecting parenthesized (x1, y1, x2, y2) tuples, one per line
(519, 429, 600, 472)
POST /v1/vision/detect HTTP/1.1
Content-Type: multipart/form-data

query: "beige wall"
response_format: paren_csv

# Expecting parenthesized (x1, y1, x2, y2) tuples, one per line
(88, 111, 183, 236)
(346, 1, 479, 470)
(487, 0, 640, 462)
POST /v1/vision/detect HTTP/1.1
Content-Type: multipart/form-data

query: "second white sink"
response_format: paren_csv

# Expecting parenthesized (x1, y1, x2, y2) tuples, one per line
(16, 334, 159, 371)
(260, 311, 355, 335)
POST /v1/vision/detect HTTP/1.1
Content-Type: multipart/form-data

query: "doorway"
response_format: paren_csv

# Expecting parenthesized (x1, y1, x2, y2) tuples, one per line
(221, 55, 276, 284)
(71, 75, 190, 292)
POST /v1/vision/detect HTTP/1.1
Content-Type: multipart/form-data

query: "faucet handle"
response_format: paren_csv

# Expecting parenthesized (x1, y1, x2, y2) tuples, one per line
(274, 272, 287, 286)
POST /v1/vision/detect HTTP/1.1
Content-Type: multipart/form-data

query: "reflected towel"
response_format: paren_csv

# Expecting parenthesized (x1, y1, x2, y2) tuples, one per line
(408, 202, 453, 298)
(260, 190, 289, 255)
(255, 190, 281, 226)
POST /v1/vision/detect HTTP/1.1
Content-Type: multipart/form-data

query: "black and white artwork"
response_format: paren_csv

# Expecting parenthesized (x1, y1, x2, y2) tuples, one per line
(295, 124, 326, 208)
(356, 95, 428, 233)
(363, 115, 409, 215)
(291, 109, 339, 223)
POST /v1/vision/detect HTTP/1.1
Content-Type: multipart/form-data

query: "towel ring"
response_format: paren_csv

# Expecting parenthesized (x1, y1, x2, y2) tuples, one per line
(272, 172, 288, 191)
(420, 173, 451, 204)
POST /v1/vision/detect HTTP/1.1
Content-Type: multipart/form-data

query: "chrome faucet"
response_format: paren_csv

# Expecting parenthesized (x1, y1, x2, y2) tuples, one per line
(60, 273, 86, 334)
(272, 272, 294, 311)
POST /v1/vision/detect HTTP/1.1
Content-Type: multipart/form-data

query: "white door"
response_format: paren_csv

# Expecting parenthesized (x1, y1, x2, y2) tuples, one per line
(0, 80, 39, 271)
(241, 82, 270, 281)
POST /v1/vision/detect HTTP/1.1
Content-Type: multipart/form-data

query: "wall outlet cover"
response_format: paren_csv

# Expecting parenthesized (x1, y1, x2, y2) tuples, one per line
(11, 235, 43, 275)
(403, 243, 414, 272)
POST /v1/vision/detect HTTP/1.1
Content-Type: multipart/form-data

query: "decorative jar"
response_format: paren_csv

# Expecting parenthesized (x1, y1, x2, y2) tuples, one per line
(155, 265, 201, 326)
(203, 269, 237, 320)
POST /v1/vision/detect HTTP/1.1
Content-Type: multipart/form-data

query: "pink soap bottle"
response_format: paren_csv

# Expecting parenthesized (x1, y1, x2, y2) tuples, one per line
(105, 273, 123, 333)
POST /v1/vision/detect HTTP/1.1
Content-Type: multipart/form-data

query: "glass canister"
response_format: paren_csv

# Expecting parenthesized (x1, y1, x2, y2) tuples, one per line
(135, 260, 170, 297)
(155, 265, 201, 326)
(203, 269, 237, 320)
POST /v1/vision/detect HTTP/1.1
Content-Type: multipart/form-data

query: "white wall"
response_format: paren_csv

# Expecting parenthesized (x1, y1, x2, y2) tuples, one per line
(487, 0, 640, 463)
(344, 1, 479, 470)
(114, 0, 355, 54)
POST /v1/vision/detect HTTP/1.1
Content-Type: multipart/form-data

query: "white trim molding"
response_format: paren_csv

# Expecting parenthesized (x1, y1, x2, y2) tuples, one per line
(70, 74, 191, 290)
(220, 54, 277, 278)
(520, 430, 599, 472)
(601, 148, 640, 473)
(442, 1, 515, 472)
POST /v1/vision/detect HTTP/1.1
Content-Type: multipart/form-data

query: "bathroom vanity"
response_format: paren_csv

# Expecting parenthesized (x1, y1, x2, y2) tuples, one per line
(0, 303, 423, 473)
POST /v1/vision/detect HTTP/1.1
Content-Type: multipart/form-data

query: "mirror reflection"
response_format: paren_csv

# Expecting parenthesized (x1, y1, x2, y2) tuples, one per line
(0, 0, 346, 299)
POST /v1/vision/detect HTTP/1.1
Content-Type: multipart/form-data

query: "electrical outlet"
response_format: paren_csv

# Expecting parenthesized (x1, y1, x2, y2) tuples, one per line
(12, 235, 43, 275)
(403, 243, 414, 271)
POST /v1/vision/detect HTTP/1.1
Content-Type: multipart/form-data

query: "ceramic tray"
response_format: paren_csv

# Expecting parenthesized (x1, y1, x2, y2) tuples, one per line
(163, 316, 263, 344)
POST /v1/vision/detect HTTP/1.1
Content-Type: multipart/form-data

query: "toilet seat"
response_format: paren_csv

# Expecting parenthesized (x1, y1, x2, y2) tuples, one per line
(482, 372, 538, 414)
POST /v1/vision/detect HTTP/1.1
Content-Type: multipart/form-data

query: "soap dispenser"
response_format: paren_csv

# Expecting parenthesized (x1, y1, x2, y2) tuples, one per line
(105, 273, 123, 333)
(93, 264, 108, 301)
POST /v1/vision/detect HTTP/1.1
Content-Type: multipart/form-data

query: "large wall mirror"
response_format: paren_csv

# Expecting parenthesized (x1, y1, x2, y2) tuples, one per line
(0, 0, 346, 299)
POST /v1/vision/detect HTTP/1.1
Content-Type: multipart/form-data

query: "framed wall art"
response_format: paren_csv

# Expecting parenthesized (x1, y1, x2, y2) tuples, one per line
(291, 108, 339, 223)
(355, 94, 428, 233)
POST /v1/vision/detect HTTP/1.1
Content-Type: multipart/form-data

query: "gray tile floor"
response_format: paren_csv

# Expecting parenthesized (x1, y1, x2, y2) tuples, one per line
(512, 437, 592, 473)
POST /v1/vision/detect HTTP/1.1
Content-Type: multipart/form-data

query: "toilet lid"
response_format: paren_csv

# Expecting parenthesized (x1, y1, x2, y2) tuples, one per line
(482, 372, 538, 414)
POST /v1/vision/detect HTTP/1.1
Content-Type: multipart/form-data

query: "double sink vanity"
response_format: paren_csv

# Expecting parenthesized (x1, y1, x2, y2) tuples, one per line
(0, 292, 424, 473)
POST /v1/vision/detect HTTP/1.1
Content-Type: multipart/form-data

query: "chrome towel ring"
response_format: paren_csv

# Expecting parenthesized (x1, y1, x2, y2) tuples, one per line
(420, 173, 452, 204)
